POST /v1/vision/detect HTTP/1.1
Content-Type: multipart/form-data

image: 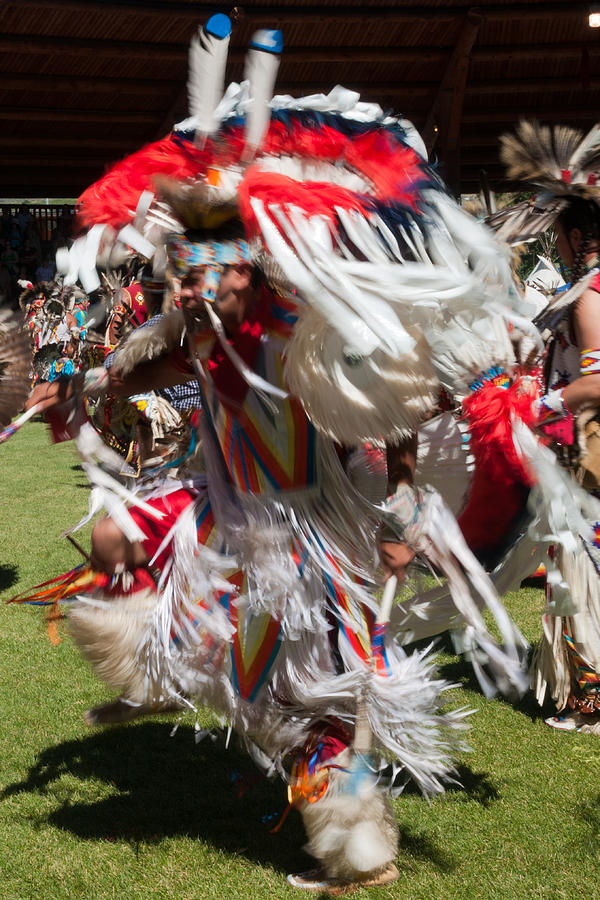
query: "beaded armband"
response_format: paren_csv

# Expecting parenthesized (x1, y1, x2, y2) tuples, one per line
(580, 348, 600, 376)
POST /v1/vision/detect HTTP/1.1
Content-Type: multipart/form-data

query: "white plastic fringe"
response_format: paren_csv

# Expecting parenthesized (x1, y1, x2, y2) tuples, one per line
(284, 310, 438, 445)
(382, 486, 529, 698)
(70, 422, 165, 543)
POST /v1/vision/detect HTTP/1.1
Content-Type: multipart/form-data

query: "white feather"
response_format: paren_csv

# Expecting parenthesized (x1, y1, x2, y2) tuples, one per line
(187, 18, 231, 138)
(243, 31, 282, 156)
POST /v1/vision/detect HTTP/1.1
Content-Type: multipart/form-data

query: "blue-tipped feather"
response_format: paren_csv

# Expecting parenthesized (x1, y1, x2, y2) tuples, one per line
(243, 29, 283, 157)
(188, 14, 232, 140)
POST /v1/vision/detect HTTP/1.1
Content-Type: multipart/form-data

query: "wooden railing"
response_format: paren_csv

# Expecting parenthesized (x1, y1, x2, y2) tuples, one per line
(0, 204, 75, 244)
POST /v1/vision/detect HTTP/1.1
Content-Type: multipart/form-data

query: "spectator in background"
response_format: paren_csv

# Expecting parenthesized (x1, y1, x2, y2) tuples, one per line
(0, 261, 13, 308)
(9, 222, 21, 250)
(55, 205, 73, 236)
(1, 240, 18, 276)
(21, 239, 39, 280)
(25, 218, 42, 258)
(16, 205, 33, 236)
(35, 255, 55, 283)
(17, 264, 30, 285)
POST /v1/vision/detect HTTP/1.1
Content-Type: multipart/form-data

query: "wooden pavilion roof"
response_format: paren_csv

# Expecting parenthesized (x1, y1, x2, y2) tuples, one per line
(1, 0, 599, 198)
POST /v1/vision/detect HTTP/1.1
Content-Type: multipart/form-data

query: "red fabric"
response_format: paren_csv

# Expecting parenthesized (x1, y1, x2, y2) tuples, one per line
(129, 488, 197, 568)
(168, 343, 193, 376)
(121, 283, 149, 327)
(206, 296, 269, 414)
(458, 378, 537, 551)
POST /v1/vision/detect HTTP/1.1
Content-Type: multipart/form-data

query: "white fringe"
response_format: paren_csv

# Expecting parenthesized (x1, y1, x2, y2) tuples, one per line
(416, 411, 474, 516)
(384, 487, 530, 698)
(533, 547, 600, 710)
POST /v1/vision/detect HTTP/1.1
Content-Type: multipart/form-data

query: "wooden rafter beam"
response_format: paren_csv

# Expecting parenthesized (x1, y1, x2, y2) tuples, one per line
(3, 74, 599, 98)
(8, 0, 594, 22)
(0, 171, 98, 184)
(0, 156, 112, 168)
(0, 74, 178, 94)
(1, 35, 599, 63)
(0, 136, 138, 151)
(422, 10, 481, 195)
(423, 11, 481, 150)
(461, 106, 600, 123)
(0, 107, 156, 124)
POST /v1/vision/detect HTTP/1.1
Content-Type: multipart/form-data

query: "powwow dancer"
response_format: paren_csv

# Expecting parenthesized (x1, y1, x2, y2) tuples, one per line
(88, 277, 203, 475)
(19, 278, 88, 386)
(485, 121, 600, 733)
(13, 15, 533, 892)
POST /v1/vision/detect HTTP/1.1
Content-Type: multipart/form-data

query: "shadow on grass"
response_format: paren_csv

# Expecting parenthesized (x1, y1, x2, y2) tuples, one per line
(397, 825, 455, 874)
(1, 722, 454, 875)
(400, 762, 499, 809)
(435, 639, 556, 725)
(576, 791, 600, 856)
(2, 723, 308, 871)
(0, 563, 18, 592)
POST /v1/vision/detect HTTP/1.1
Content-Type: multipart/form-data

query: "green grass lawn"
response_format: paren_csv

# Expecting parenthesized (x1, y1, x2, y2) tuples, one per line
(1, 422, 598, 899)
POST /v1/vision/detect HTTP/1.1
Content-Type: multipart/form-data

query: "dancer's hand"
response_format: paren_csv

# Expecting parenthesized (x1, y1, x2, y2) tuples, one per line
(378, 539, 416, 583)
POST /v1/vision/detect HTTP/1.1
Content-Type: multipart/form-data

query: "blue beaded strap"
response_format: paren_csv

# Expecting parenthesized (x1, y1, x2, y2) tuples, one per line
(468, 365, 509, 393)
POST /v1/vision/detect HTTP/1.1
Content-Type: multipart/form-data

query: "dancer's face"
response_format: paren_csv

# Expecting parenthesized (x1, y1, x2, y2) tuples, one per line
(180, 264, 254, 332)
(555, 223, 600, 269)
(179, 267, 219, 312)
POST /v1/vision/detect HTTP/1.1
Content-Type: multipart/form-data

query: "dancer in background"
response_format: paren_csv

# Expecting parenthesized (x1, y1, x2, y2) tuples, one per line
(489, 122, 600, 732)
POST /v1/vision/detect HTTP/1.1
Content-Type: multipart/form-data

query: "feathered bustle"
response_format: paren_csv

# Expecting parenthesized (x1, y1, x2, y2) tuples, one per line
(0, 311, 31, 428)
(489, 120, 600, 244)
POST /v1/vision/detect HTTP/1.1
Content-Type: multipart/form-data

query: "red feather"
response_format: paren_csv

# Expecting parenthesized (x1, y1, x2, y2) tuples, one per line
(76, 134, 212, 231)
(239, 169, 368, 238)
(76, 118, 430, 234)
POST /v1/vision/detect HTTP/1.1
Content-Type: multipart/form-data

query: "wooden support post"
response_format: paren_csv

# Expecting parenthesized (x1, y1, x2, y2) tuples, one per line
(422, 9, 482, 197)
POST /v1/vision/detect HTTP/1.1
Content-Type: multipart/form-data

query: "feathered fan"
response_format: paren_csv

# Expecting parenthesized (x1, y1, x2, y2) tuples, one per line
(500, 121, 600, 194)
(488, 120, 600, 244)
(0, 311, 32, 429)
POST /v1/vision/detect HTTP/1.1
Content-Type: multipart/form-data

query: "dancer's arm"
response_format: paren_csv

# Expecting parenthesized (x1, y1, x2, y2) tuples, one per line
(107, 357, 196, 396)
(25, 374, 82, 412)
(561, 287, 600, 412)
(378, 434, 418, 582)
(25, 353, 195, 412)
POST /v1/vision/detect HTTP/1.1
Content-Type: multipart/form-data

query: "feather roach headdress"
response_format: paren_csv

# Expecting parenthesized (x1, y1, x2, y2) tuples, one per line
(57, 13, 522, 441)
(488, 120, 600, 245)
